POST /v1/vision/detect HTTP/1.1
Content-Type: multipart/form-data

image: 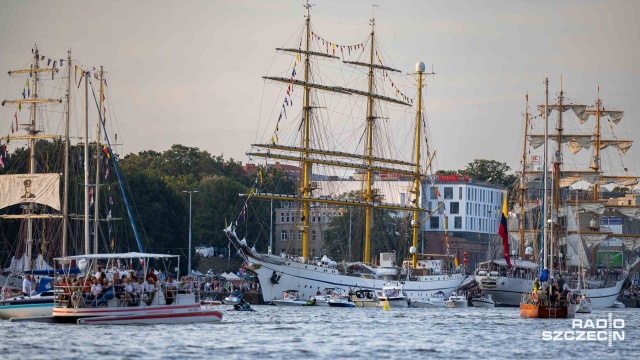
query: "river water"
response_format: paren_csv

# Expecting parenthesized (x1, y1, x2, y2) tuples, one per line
(0, 306, 637, 359)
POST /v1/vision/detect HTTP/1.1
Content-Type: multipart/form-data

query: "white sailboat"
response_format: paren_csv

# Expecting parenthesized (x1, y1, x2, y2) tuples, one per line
(224, 4, 464, 305)
(477, 80, 640, 309)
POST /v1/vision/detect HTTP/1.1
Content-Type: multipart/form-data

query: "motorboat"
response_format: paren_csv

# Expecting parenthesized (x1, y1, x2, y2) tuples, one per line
(233, 302, 254, 311)
(223, 291, 243, 305)
(470, 294, 495, 307)
(350, 289, 377, 308)
(200, 297, 222, 306)
(377, 282, 409, 308)
(272, 290, 307, 306)
(52, 252, 222, 325)
(327, 289, 355, 308)
(0, 277, 56, 319)
(309, 288, 334, 306)
(612, 301, 625, 308)
(447, 293, 468, 308)
(412, 291, 447, 308)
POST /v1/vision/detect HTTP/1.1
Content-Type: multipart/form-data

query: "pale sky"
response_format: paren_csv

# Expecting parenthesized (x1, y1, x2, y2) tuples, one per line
(1, 0, 639, 175)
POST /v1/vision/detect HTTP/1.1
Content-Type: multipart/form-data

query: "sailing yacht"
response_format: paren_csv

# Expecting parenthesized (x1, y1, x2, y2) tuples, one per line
(477, 79, 640, 309)
(224, 4, 464, 304)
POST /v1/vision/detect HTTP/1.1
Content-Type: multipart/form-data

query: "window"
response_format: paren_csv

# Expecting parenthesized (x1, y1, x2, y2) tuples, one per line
(430, 216, 439, 229)
(454, 216, 462, 229)
(311, 230, 316, 241)
(459, 187, 462, 200)
(430, 187, 438, 199)
(298, 230, 302, 241)
(444, 187, 453, 199)
(280, 213, 285, 223)
(438, 202, 444, 214)
(281, 230, 288, 241)
(312, 213, 316, 223)
(286, 213, 290, 223)
(450, 202, 459, 214)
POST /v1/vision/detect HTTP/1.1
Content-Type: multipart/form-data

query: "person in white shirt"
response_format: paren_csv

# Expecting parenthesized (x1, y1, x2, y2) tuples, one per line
(165, 276, 178, 305)
(22, 275, 32, 296)
(94, 266, 103, 280)
(144, 277, 157, 305)
(90, 278, 103, 307)
(123, 279, 134, 306)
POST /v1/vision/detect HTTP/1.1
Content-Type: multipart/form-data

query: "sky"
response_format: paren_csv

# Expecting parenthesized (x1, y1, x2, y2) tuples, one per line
(1, 0, 639, 175)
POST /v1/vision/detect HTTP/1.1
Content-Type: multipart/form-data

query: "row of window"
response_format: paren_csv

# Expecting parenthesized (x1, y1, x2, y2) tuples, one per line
(429, 216, 498, 232)
(280, 229, 319, 241)
(428, 185, 501, 206)
(279, 212, 337, 224)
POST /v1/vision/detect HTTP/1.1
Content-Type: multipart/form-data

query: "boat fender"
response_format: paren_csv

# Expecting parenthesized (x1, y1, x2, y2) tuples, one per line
(270, 271, 280, 284)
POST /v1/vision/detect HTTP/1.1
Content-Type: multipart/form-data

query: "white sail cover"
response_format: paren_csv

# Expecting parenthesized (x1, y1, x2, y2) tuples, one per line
(613, 206, 640, 220)
(509, 231, 539, 247)
(616, 235, 640, 251)
(582, 233, 610, 248)
(563, 206, 590, 269)
(0, 174, 61, 210)
(601, 176, 639, 187)
(4, 253, 54, 274)
(529, 134, 594, 154)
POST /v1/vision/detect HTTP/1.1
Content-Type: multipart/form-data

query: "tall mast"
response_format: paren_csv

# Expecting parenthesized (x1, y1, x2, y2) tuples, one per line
(363, 13, 376, 264)
(592, 85, 601, 200)
(553, 76, 563, 211)
(542, 78, 549, 271)
(300, 1, 313, 262)
(411, 62, 428, 268)
(94, 66, 104, 254)
(25, 48, 40, 271)
(518, 93, 529, 259)
(84, 70, 90, 255)
(62, 50, 71, 256)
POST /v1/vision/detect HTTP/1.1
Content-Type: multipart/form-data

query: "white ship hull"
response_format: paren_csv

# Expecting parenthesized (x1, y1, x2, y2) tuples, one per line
(475, 275, 625, 308)
(252, 255, 464, 304)
(0, 300, 53, 319)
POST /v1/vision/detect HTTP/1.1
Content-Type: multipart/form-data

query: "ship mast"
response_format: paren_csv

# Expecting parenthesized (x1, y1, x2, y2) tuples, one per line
(518, 93, 530, 259)
(542, 78, 549, 272)
(84, 69, 90, 255)
(299, 1, 313, 262)
(1, 47, 63, 270)
(62, 50, 71, 256)
(362, 13, 377, 264)
(592, 85, 602, 200)
(93, 66, 104, 254)
(410, 62, 431, 268)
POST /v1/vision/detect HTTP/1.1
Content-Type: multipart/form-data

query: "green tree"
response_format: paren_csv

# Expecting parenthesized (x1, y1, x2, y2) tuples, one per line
(458, 159, 516, 188)
(611, 186, 629, 193)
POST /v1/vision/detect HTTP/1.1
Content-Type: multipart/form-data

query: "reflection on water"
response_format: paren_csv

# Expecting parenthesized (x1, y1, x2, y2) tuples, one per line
(0, 307, 636, 359)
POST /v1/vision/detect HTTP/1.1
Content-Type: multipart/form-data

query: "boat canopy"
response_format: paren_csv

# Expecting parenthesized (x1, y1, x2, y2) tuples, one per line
(479, 259, 538, 270)
(55, 252, 179, 261)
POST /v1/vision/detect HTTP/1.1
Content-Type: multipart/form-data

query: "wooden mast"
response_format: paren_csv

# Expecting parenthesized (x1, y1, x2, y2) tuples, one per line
(300, 1, 313, 262)
(84, 70, 90, 255)
(25, 48, 40, 271)
(62, 49, 71, 256)
(363, 11, 377, 264)
(592, 85, 602, 200)
(410, 63, 427, 268)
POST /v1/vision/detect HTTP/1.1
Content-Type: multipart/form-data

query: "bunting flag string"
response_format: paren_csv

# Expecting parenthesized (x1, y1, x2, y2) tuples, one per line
(376, 50, 413, 104)
(310, 31, 365, 58)
(269, 56, 300, 147)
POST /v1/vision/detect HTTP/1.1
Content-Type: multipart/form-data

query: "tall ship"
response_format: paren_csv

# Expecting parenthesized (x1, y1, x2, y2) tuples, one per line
(476, 79, 640, 308)
(224, 4, 465, 303)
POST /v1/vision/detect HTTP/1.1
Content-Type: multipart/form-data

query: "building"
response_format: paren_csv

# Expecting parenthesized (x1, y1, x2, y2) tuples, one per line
(422, 174, 506, 271)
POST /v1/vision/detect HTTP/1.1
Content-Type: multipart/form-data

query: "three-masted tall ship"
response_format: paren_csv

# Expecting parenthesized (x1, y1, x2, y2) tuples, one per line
(224, 4, 464, 303)
(476, 78, 640, 309)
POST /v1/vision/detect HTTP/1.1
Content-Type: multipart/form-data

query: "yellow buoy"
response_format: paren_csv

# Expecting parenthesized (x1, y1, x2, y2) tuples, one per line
(383, 299, 389, 311)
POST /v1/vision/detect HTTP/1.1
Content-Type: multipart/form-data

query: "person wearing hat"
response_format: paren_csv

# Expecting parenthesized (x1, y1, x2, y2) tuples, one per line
(20, 179, 36, 199)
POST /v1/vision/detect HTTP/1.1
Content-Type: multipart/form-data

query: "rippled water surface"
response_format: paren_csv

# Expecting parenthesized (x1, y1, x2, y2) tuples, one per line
(0, 307, 637, 359)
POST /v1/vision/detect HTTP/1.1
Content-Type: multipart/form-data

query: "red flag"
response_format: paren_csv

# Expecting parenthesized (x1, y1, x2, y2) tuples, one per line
(14, 112, 18, 129)
(498, 195, 512, 267)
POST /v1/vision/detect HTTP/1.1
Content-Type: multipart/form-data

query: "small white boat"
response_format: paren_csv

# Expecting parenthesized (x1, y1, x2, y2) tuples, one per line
(272, 290, 307, 306)
(309, 288, 334, 306)
(350, 289, 377, 308)
(0, 277, 56, 319)
(77, 310, 223, 325)
(412, 291, 448, 308)
(576, 295, 592, 313)
(612, 301, 625, 308)
(377, 282, 409, 308)
(200, 297, 222, 306)
(222, 292, 243, 305)
(470, 294, 495, 307)
(447, 293, 468, 308)
(328, 289, 355, 308)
